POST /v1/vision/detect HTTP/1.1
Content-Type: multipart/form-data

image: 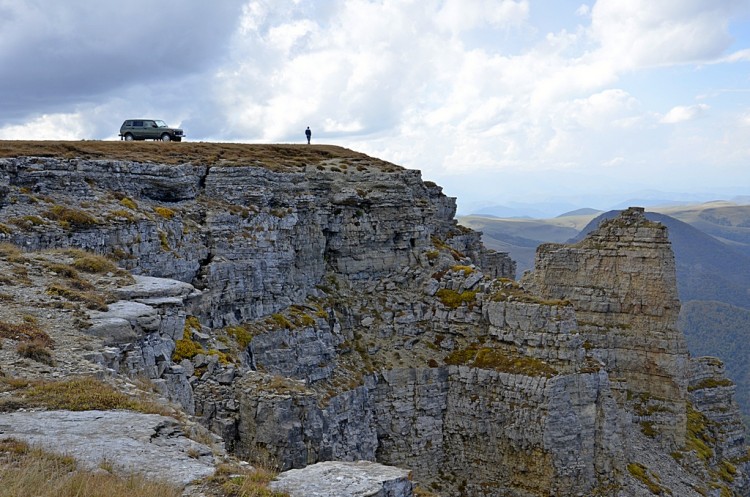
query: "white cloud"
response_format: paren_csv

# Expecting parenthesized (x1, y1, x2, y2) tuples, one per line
(0, 113, 89, 140)
(558, 89, 641, 129)
(2, 0, 750, 209)
(588, 0, 742, 69)
(718, 48, 750, 63)
(660, 104, 710, 123)
(435, 0, 529, 34)
(576, 4, 591, 17)
(601, 156, 625, 168)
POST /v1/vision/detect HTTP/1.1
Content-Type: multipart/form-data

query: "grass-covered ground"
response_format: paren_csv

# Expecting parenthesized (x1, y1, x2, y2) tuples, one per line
(0, 140, 401, 172)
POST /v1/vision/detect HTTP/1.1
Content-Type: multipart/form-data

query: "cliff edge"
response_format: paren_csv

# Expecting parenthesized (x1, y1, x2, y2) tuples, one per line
(0, 142, 746, 497)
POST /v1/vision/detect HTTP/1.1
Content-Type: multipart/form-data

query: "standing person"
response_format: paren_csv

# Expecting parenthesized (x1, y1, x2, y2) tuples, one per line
(305, 126, 311, 144)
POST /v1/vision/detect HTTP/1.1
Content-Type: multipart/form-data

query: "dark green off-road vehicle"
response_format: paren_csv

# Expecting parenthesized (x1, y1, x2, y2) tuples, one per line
(119, 120, 184, 142)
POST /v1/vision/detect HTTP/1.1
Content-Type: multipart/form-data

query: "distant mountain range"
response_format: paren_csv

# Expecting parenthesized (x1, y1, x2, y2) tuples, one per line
(461, 194, 750, 220)
(460, 201, 750, 421)
(572, 208, 750, 309)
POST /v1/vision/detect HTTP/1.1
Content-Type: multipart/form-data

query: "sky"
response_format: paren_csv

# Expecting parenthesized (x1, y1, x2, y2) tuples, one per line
(2, 0, 750, 216)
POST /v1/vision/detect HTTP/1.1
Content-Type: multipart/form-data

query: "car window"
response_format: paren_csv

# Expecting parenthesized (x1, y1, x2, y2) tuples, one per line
(133, 120, 143, 127)
(155, 120, 168, 127)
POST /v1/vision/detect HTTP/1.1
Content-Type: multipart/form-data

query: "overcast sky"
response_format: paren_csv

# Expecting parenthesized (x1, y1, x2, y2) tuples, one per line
(2, 1, 750, 215)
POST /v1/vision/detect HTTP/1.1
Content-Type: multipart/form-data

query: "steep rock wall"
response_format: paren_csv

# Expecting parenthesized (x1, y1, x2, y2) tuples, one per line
(522, 207, 689, 448)
(0, 147, 746, 497)
(0, 155, 512, 331)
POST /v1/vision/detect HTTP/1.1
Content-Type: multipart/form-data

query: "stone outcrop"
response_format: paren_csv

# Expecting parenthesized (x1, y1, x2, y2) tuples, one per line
(0, 410, 217, 485)
(270, 460, 413, 497)
(522, 207, 689, 448)
(0, 145, 746, 496)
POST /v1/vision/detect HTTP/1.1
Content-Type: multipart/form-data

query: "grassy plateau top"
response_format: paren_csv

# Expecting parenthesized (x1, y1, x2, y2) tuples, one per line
(0, 141, 403, 173)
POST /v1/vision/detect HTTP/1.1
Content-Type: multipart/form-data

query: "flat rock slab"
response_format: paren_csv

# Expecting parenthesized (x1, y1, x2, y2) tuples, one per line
(270, 460, 413, 497)
(115, 275, 198, 300)
(0, 410, 215, 486)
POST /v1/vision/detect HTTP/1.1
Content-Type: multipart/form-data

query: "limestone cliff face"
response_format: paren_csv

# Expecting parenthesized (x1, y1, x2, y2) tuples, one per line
(0, 154, 507, 329)
(522, 207, 689, 448)
(0, 145, 746, 497)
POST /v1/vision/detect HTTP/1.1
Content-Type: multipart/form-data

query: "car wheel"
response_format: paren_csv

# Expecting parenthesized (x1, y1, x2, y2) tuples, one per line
(124, 133, 134, 141)
(160, 133, 172, 142)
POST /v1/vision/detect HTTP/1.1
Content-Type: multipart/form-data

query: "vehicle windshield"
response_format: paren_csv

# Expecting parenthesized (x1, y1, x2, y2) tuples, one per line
(154, 120, 168, 127)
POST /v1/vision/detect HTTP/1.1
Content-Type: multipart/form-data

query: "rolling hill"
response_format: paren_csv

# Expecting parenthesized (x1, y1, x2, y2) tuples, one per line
(459, 210, 600, 275)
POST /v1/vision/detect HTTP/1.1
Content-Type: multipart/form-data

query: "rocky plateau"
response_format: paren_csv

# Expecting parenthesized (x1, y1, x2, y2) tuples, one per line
(0, 141, 747, 497)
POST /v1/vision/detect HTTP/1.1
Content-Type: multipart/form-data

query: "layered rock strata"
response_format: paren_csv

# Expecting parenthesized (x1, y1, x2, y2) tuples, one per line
(0, 146, 746, 496)
(522, 207, 689, 448)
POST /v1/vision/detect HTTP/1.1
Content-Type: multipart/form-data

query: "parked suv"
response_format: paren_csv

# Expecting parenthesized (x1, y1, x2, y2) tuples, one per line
(119, 119, 184, 142)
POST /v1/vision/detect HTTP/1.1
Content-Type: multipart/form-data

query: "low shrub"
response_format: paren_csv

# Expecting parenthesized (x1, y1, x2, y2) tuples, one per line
(269, 313, 293, 329)
(435, 288, 477, 309)
(226, 325, 254, 349)
(172, 329, 205, 362)
(8, 215, 45, 230)
(206, 463, 289, 497)
(626, 462, 665, 494)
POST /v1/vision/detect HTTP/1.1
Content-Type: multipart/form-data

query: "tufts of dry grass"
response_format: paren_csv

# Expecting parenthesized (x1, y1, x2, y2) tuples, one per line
(0, 438, 182, 497)
(43, 205, 98, 228)
(46, 283, 109, 311)
(0, 376, 170, 414)
(204, 462, 289, 497)
(63, 249, 119, 274)
(444, 344, 558, 378)
(0, 320, 53, 347)
(0, 141, 403, 173)
(153, 206, 176, 219)
(16, 339, 54, 365)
